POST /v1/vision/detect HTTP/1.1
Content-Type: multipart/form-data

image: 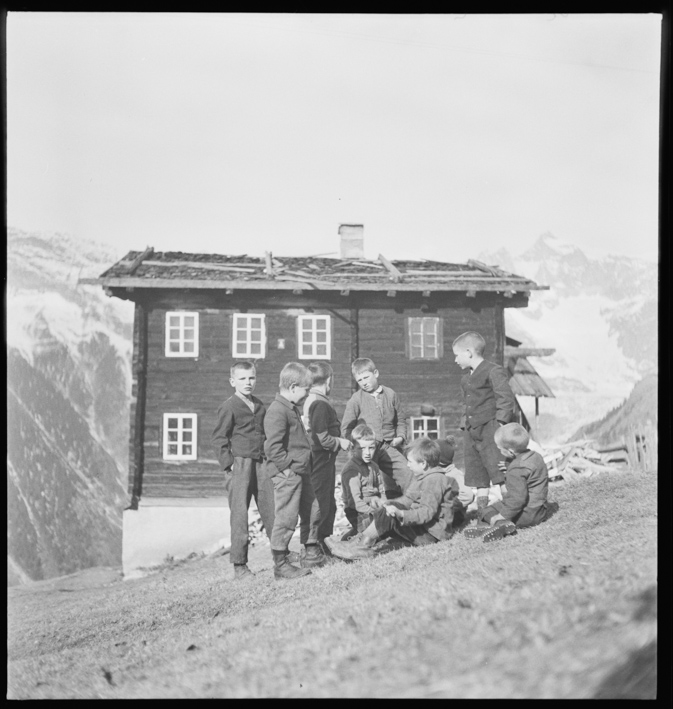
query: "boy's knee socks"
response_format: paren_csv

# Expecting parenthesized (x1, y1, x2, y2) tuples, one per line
(477, 495, 489, 508)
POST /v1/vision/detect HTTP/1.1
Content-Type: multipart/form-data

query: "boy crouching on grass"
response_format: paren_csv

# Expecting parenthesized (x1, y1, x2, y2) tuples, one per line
(464, 423, 549, 543)
(340, 424, 401, 538)
(264, 362, 320, 580)
(326, 437, 466, 560)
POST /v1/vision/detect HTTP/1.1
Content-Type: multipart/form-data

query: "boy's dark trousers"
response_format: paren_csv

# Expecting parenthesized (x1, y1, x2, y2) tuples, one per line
(479, 501, 548, 528)
(371, 501, 437, 547)
(270, 468, 320, 551)
(226, 456, 275, 565)
(344, 506, 373, 534)
(310, 449, 338, 541)
(463, 420, 506, 488)
(377, 443, 413, 494)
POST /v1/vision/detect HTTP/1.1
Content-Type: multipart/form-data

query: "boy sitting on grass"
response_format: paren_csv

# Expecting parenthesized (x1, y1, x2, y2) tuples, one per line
(464, 423, 549, 543)
(340, 424, 400, 538)
(326, 437, 465, 560)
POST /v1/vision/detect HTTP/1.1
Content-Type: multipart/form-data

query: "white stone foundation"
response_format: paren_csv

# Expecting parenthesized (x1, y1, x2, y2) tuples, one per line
(122, 497, 231, 579)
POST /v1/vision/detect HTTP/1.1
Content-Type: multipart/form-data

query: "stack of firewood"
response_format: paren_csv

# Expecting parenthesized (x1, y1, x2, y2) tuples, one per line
(543, 438, 630, 482)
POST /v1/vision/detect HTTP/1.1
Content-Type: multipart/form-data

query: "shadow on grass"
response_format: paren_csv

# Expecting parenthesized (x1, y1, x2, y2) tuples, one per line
(592, 640, 657, 699)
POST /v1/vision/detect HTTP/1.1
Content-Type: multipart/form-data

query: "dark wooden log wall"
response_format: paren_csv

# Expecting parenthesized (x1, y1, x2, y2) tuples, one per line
(131, 290, 507, 498)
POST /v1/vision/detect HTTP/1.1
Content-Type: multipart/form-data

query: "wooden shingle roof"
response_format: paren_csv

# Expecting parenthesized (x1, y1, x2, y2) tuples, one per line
(80, 249, 547, 293)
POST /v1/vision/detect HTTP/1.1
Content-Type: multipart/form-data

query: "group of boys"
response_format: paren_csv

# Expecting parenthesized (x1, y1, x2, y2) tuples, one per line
(212, 331, 550, 581)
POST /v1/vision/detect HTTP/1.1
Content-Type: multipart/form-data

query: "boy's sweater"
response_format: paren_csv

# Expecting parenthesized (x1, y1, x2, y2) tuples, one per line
(499, 449, 549, 520)
(263, 394, 312, 477)
(341, 454, 398, 514)
(393, 466, 464, 540)
(303, 389, 342, 453)
(460, 360, 516, 429)
(211, 394, 266, 470)
(341, 385, 407, 443)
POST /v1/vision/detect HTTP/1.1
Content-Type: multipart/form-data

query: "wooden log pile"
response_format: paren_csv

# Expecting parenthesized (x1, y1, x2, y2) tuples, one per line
(544, 423, 657, 482)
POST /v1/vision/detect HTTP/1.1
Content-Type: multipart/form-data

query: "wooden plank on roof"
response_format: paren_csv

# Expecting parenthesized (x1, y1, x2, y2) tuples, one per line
(128, 246, 154, 275)
(467, 259, 502, 276)
(265, 252, 275, 276)
(141, 260, 258, 273)
(377, 254, 403, 281)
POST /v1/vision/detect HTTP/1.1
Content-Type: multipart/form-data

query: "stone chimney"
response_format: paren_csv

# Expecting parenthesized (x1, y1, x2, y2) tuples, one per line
(338, 224, 364, 259)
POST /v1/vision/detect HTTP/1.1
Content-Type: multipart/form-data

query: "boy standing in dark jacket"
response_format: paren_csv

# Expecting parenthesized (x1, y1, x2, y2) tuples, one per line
(264, 362, 317, 580)
(452, 331, 516, 513)
(303, 362, 351, 554)
(212, 361, 274, 580)
(326, 437, 465, 560)
(464, 423, 549, 543)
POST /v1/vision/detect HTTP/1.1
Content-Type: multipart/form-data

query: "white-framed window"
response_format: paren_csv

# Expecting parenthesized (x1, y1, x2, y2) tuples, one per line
(165, 312, 199, 357)
(233, 313, 266, 358)
(410, 416, 440, 440)
(407, 317, 443, 359)
(297, 314, 331, 359)
(163, 413, 198, 460)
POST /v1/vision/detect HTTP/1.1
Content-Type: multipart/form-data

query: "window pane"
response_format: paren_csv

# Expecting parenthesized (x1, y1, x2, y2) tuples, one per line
(428, 431, 439, 439)
(182, 445, 192, 455)
(413, 420, 423, 431)
(168, 444, 178, 455)
(317, 345, 327, 356)
(250, 330, 261, 342)
(423, 319, 437, 335)
(168, 418, 178, 429)
(316, 319, 328, 330)
(411, 334, 422, 347)
(183, 431, 192, 442)
(250, 317, 261, 328)
(302, 332, 312, 342)
(316, 331, 327, 343)
(427, 419, 438, 431)
(183, 328, 194, 340)
(168, 431, 178, 442)
(235, 343, 246, 355)
(250, 343, 261, 354)
(410, 319, 422, 334)
(169, 342, 180, 353)
(169, 316, 180, 327)
(236, 329, 247, 341)
(183, 316, 195, 327)
(183, 342, 194, 353)
(169, 328, 181, 340)
(302, 319, 312, 330)
(183, 418, 192, 429)
(301, 344, 311, 355)
(411, 346, 423, 358)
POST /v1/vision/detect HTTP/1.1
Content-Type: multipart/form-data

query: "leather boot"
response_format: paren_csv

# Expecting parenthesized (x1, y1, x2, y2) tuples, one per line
(233, 563, 254, 580)
(272, 549, 312, 580)
(300, 543, 327, 568)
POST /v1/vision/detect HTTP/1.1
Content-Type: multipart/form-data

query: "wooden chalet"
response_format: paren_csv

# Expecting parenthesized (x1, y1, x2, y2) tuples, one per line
(81, 225, 548, 574)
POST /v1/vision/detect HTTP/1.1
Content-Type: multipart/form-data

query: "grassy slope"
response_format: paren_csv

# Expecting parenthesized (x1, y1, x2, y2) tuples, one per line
(8, 468, 657, 699)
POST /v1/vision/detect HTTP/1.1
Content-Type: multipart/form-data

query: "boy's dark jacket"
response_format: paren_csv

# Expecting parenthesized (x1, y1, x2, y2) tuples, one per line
(460, 360, 516, 429)
(264, 394, 312, 477)
(304, 389, 341, 453)
(395, 466, 465, 540)
(211, 394, 266, 470)
(500, 449, 549, 520)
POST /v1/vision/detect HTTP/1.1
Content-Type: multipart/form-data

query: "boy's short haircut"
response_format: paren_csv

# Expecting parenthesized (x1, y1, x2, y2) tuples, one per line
(351, 423, 376, 442)
(452, 331, 486, 355)
(279, 362, 312, 390)
(494, 423, 530, 453)
(407, 437, 441, 468)
(308, 361, 334, 387)
(351, 357, 377, 376)
(230, 360, 256, 378)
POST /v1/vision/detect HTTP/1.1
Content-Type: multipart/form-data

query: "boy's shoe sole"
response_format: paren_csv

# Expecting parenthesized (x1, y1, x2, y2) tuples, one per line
(462, 522, 491, 539)
(328, 540, 377, 561)
(482, 522, 517, 543)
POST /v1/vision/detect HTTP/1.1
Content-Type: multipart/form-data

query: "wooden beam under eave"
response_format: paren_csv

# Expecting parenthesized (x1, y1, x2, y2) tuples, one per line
(340, 289, 350, 296)
(387, 290, 396, 297)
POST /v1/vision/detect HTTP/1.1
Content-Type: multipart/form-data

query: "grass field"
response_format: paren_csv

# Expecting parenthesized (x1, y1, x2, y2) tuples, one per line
(7, 467, 657, 699)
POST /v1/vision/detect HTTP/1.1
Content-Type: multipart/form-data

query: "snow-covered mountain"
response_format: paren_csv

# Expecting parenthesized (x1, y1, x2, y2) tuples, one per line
(479, 232, 658, 444)
(7, 228, 135, 584)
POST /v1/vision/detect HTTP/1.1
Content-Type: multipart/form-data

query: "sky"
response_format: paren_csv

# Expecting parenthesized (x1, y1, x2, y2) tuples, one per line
(7, 13, 662, 264)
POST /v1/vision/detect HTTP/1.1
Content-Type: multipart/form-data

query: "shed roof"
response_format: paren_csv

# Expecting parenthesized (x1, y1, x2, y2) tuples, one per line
(506, 353, 555, 398)
(79, 249, 547, 293)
